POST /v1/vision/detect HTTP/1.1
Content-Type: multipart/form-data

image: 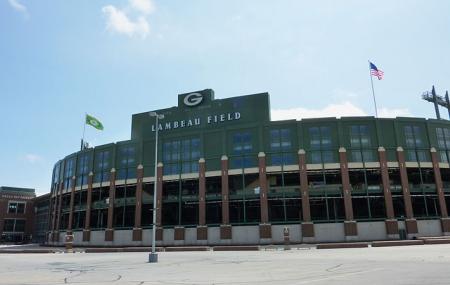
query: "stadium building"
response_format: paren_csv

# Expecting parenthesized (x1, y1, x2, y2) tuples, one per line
(47, 89, 450, 246)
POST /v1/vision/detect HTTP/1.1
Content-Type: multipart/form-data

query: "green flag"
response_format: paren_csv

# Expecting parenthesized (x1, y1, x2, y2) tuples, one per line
(85, 114, 104, 130)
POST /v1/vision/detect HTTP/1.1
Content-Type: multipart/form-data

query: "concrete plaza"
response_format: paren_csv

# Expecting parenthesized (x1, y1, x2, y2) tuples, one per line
(1, 244, 450, 285)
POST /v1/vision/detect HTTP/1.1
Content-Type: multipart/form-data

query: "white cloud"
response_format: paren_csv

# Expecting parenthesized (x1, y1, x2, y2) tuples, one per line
(8, 0, 27, 13)
(378, 107, 411, 118)
(271, 101, 413, 121)
(21, 154, 43, 164)
(130, 0, 155, 15)
(102, 0, 155, 39)
(271, 101, 367, 121)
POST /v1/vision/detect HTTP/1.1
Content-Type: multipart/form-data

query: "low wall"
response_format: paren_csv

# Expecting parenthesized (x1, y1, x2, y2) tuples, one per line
(47, 219, 446, 247)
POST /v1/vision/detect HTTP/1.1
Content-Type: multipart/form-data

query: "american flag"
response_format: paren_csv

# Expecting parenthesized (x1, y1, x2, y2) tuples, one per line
(369, 62, 384, 80)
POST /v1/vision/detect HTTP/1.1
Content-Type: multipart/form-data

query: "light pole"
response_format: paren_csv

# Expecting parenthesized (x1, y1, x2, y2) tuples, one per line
(149, 111, 164, 263)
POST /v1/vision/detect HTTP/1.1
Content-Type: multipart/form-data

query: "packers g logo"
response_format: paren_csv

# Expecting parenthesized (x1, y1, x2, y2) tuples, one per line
(89, 119, 98, 127)
(183, 93, 203, 106)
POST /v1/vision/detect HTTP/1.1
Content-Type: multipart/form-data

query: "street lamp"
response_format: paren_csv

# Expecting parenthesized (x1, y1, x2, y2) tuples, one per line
(149, 111, 164, 263)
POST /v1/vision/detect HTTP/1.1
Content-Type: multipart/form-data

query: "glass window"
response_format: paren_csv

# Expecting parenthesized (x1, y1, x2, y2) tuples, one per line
(350, 125, 373, 162)
(8, 202, 17, 213)
(162, 138, 201, 175)
(232, 132, 254, 168)
(94, 150, 110, 183)
(63, 158, 75, 189)
(3, 219, 14, 232)
(436, 128, 450, 162)
(404, 125, 427, 162)
(269, 129, 294, 165)
(309, 126, 333, 163)
(405, 125, 424, 148)
(233, 132, 253, 155)
(17, 203, 25, 214)
(14, 220, 25, 232)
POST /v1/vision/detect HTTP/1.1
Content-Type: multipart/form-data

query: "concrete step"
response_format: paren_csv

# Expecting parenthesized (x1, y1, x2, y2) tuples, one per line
(317, 242, 369, 249)
(371, 240, 424, 247)
(417, 236, 450, 240)
(213, 246, 259, 251)
(165, 247, 209, 252)
(423, 239, 450, 245)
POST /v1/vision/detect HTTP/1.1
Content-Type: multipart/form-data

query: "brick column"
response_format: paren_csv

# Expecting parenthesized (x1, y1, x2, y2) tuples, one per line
(379, 147, 399, 239)
(197, 158, 207, 240)
(220, 155, 231, 239)
(397, 147, 418, 236)
(298, 149, 314, 242)
(339, 147, 358, 240)
(105, 168, 115, 242)
(50, 183, 60, 242)
(133, 165, 144, 241)
(258, 152, 271, 240)
(66, 176, 76, 235)
(54, 182, 64, 242)
(155, 163, 164, 241)
(83, 172, 93, 242)
(430, 148, 450, 235)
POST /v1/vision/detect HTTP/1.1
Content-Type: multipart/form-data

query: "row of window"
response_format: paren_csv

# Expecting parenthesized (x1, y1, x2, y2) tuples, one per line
(53, 126, 450, 191)
(55, 165, 450, 229)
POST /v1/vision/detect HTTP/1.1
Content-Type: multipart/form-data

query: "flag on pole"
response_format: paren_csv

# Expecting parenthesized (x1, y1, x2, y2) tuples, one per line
(85, 114, 104, 130)
(369, 62, 384, 80)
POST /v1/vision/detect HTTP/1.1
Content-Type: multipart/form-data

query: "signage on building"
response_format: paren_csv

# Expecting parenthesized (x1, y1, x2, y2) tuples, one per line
(183, 93, 204, 107)
(151, 112, 241, 131)
(0, 194, 32, 200)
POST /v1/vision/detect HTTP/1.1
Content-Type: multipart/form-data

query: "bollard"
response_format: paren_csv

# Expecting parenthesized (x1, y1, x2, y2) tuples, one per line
(65, 234, 74, 253)
(283, 227, 290, 250)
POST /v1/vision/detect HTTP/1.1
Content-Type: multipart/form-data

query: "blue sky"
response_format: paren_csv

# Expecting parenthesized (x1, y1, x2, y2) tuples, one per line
(1, 0, 449, 195)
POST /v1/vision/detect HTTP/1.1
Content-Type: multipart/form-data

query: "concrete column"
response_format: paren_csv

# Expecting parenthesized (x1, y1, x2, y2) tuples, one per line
(66, 176, 76, 234)
(155, 163, 164, 241)
(339, 147, 358, 240)
(133, 165, 144, 241)
(378, 147, 399, 239)
(258, 152, 271, 240)
(298, 149, 314, 242)
(83, 172, 93, 242)
(397, 147, 418, 236)
(430, 148, 450, 235)
(197, 158, 207, 240)
(220, 155, 231, 240)
(105, 168, 116, 242)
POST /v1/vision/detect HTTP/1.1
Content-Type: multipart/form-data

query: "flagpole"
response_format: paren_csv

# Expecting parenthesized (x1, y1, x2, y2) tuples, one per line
(81, 113, 86, 151)
(369, 61, 379, 118)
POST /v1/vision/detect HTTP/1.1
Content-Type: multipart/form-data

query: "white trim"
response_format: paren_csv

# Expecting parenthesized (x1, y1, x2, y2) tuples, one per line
(180, 173, 199, 179)
(143, 177, 155, 183)
(323, 163, 340, 169)
(419, 162, 433, 168)
(244, 167, 259, 174)
(405, 162, 419, 168)
(348, 162, 364, 169)
(283, 164, 299, 171)
(266, 166, 282, 172)
(365, 162, 380, 168)
(205, 170, 221, 177)
(306, 164, 322, 170)
(228, 169, 242, 175)
(387, 162, 399, 168)
(439, 162, 450, 168)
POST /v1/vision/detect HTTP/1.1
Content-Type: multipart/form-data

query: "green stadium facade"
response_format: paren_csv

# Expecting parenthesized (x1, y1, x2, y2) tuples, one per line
(47, 89, 450, 246)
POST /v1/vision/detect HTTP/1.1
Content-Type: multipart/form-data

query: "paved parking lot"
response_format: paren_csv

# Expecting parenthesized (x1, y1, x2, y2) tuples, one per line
(1, 244, 450, 284)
